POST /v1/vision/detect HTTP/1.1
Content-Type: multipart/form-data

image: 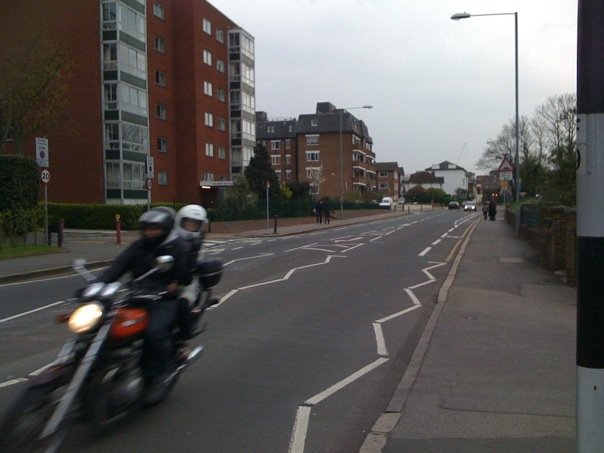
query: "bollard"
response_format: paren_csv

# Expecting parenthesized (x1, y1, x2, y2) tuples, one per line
(58, 219, 64, 248)
(273, 215, 278, 234)
(408, 206, 410, 213)
(207, 220, 211, 233)
(115, 214, 122, 245)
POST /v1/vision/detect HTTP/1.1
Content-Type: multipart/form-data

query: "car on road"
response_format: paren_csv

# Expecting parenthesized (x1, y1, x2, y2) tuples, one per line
(464, 202, 477, 212)
(448, 201, 461, 210)
(379, 197, 393, 209)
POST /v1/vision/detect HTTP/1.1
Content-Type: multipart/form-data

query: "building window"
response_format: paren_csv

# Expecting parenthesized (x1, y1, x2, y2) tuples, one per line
(203, 50, 212, 66)
(153, 3, 165, 19)
(157, 138, 168, 153)
(103, 83, 117, 110)
(218, 146, 227, 159)
(205, 143, 214, 157)
(271, 140, 280, 150)
(379, 182, 389, 189)
(267, 125, 275, 133)
(158, 171, 168, 185)
(102, 2, 117, 29)
(286, 170, 292, 180)
(202, 18, 212, 35)
(306, 151, 320, 162)
(310, 119, 318, 127)
(305, 167, 320, 179)
(204, 112, 214, 127)
(305, 135, 319, 146)
(155, 70, 167, 87)
(203, 81, 213, 96)
(217, 117, 226, 131)
(285, 154, 291, 165)
(285, 139, 291, 149)
(216, 60, 225, 73)
(216, 29, 224, 43)
(103, 42, 117, 70)
(217, 88, 226, 102)
(104, 123, 119, 148)
(155, 36, 166, 53)
(156, 104, 167, 120)
(271, 155, 281, 166)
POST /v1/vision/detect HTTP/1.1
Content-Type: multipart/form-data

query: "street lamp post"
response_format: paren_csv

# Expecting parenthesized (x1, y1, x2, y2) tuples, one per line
(339, 105, 373, 219)
(451, 11, 520, 204)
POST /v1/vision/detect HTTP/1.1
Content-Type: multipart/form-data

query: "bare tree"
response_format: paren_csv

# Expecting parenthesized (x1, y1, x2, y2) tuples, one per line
(0, 18, 73, 153)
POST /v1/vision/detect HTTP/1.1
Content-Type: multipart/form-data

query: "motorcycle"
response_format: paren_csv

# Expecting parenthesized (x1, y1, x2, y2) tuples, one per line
(0, 256, 223, 452)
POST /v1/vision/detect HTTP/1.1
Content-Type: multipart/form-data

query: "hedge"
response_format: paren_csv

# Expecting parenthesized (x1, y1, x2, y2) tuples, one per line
(0, 155, 39, 212)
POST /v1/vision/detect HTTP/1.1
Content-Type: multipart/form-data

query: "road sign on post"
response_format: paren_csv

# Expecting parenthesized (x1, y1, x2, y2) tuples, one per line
(36, 137, 49, 167)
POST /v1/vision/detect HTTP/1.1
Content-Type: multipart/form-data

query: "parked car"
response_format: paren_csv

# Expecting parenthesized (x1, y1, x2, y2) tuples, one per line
(448, 201, 461, 209)
(379, 197, 393, 209)
(464, 202, 477, 212)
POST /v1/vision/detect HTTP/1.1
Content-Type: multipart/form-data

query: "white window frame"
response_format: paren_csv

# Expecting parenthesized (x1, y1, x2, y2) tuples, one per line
(271, 140, 280, 150)
(216, 60, 225, 73)
(155, 36, 166, 53)
(157, 137, 168, 153)
(306, 151, 320, 162)
(158, 171, 168, 185)
(153, 3, 165, 19)
(155, 70, 167, 87)
(305, 134, 319, 146)
(205, 143, 214, 157)
(271, 155, 281, 166)
(202, 18, 212, 35)
(156, 103, 167, 120)
(204, 112, 214, 127)
(203, 81, 213, 96)
(218, 146, 227, 159)
(203, 50, 212, 66)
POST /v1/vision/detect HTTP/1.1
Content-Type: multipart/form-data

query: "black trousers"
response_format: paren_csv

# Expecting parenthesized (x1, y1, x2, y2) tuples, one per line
(143, 299, 177, 381)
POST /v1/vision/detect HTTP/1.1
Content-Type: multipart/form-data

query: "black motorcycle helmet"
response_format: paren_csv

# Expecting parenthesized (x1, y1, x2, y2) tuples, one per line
(138, 207, 175, 247)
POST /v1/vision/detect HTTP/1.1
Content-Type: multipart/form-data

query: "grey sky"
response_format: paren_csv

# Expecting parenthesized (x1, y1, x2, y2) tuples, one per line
(209, 0, 577, 175)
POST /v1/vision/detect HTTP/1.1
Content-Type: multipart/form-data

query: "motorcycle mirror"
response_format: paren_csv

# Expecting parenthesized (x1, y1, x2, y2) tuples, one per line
(154, 255, 174, 272)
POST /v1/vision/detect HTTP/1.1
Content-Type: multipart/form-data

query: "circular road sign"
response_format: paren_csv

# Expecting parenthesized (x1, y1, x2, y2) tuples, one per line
(41, 169, 50, 184)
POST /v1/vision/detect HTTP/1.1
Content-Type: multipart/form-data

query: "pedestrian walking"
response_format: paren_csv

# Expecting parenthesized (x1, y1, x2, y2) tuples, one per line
(314, 200, 323, 224)
(488, 200, 497, 221)
(482, 202, 488, 221)
(323, 199, 334, 224)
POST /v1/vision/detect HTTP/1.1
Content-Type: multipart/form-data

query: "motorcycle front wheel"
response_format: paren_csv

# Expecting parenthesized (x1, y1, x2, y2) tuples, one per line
(0, 384, 67, 453)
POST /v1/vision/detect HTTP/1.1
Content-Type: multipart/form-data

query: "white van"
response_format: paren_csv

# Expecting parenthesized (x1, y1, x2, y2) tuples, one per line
(379, 197, 393, 209)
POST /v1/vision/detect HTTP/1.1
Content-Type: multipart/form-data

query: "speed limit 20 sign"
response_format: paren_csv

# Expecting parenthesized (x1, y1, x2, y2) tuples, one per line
(40, 169, 50, 184)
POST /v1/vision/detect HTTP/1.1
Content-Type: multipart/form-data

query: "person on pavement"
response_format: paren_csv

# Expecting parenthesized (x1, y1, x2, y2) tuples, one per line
(488, 200, 497, 221)
(96, 207, 191, 403)
(314, 200, 323, 224)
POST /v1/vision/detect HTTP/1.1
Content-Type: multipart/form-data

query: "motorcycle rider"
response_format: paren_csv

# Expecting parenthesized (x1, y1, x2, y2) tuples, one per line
(96, 207, 191, 404)
(173, 204, 208, 346)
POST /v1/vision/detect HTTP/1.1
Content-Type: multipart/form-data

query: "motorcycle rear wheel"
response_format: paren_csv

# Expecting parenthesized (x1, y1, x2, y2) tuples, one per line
(0, 385, 66, 452)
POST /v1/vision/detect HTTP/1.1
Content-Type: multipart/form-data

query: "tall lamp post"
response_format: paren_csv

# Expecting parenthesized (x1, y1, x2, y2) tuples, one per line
(339, 105, 373, 219)
(451, 11, 519, 204)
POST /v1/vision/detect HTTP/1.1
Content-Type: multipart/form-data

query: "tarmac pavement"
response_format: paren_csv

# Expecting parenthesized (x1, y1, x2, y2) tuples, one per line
(0, 209, 577, 452)
(362, 216, 576, 452)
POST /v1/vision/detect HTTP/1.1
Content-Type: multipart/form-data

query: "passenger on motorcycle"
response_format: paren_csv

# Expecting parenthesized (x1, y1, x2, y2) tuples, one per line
(96, 207, 192, 403)
(174, 204, 208, 342)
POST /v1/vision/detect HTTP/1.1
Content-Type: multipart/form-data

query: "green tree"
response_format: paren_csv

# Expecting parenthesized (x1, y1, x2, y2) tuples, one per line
(0, 155, 38, 211)
(244, 143, 280, 200)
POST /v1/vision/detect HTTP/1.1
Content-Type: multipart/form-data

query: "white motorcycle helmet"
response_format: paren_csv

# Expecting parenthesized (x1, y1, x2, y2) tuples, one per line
(175, 204, 208, 240)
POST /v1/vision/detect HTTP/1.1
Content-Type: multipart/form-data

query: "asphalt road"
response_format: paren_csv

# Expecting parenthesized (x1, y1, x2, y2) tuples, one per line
(0, 209, 478, 452)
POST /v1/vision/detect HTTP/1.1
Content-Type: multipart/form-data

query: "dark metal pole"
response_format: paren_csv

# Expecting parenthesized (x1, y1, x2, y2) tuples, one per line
(576, 1, 604, 450)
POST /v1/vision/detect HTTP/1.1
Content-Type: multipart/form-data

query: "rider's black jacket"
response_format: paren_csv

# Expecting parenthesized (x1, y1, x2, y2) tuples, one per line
(98, 235, 192, 291)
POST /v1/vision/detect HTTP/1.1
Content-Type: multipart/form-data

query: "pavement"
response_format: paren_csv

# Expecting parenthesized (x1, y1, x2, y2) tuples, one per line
(0, 210, 577, 451)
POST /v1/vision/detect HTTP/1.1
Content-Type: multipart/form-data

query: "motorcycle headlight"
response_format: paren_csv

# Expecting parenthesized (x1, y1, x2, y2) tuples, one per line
(68, 302, 104, 334)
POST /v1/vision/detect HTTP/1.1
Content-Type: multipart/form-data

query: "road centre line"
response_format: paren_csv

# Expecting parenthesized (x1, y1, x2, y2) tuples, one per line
(418, 247, 431, 257)
(0, 300, 66, 323)
(223, 253, 273, 267)
(0, 378, 27, 389)
(289, 406, 312, 453)
(370, 236, 383, 242)
(285, 243, 318, 252)
(432, 239, 442, 245)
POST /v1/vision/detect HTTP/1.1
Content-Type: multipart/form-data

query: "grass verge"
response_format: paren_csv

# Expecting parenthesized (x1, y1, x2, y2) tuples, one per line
(0, 244, 64, 260)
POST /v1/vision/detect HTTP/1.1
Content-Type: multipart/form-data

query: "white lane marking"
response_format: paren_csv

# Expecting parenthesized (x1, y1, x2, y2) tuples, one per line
(232, 246, 243, 251)
(289, 406, 311, 453)
(304, 358, 389, 406)
(0, 300, 66, 323)
(432, 239, 442, 246)
(0, 378, 28, 389)
(0, 268, 107, 287)
(373, 323, 389, 357)
(418, 247, 431, 257)
(285, 243, 319, 252)
(223, 253, 274, 267)
(370, 236, 383, 242)
(375, 291, 422, 324)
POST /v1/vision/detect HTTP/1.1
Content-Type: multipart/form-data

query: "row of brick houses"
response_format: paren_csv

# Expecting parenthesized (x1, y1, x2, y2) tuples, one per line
(256, 103, 403, 201)
(3, 0, 254, 206)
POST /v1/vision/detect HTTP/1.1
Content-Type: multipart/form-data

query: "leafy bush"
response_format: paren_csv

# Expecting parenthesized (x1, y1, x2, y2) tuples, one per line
(46, 203, 147, 230)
